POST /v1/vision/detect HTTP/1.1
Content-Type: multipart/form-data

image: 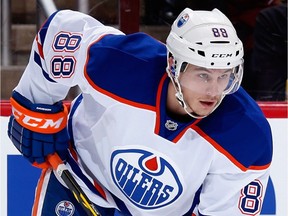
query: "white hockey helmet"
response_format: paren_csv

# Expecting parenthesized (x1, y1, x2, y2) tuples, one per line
(166, 8, 244, 118)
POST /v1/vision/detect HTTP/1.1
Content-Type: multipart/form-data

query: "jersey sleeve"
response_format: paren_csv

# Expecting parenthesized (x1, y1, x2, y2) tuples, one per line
(14, 10, 124, 104)
(195, 169, 270, 216)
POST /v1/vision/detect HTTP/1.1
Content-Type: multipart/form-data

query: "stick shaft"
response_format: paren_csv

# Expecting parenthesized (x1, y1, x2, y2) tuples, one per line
(47, 153, 101, 216)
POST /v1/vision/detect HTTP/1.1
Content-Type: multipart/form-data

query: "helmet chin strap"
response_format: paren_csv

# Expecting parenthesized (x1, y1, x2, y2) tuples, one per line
(175, 91, 206, 119)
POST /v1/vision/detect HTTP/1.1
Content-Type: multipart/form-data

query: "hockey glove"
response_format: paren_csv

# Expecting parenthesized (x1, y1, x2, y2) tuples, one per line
(7, 91, 69, 169)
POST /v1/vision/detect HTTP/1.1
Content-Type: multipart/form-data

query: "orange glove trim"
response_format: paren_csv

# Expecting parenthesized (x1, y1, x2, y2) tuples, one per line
(10, 97, 68, 134)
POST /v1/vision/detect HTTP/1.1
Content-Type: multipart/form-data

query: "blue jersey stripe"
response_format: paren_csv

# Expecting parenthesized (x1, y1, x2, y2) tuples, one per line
(33, 51, 56, 83)
(38, 10, 59, 45)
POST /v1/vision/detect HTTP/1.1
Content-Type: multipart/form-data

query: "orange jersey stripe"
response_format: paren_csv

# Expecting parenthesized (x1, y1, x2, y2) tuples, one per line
(32, 169, 49, 216)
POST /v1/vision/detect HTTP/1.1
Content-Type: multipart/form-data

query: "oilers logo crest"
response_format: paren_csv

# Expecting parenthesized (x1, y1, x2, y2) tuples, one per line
(177, 13, 189, 28)
(111, 149, 183, 209)
(55, 200, 75, 216)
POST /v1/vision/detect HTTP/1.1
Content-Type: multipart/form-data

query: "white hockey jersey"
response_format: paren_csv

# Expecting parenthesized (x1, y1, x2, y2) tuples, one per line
(14, 10, 273, 216)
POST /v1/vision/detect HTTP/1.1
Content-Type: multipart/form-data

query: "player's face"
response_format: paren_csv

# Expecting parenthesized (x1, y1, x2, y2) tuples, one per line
(179, 64, 232, 116)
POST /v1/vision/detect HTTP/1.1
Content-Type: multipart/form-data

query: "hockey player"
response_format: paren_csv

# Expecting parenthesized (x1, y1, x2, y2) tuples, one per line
(7, 8, 272, 216)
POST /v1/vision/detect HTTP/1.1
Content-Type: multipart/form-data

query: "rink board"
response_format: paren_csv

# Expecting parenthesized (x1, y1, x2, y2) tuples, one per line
(1, 101, 287, 215)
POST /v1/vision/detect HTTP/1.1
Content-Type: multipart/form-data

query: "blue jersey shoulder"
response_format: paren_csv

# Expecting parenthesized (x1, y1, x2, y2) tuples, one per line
(197, 88, 273, 170)
(85, 33, 167, 106)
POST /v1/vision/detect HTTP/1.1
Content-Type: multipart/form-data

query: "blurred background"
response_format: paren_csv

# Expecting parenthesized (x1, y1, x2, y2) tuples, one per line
(1, 0, 287, 101)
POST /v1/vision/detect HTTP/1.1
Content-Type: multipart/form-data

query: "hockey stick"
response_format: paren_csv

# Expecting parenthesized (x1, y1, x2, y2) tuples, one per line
(47, 153, 101, 216)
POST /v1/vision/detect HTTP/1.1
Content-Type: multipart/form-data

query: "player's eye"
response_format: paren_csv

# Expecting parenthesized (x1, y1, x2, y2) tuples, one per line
(199, 73, 210, 82)
(219, 73, 228, 79)
(199, 73, 208, 79)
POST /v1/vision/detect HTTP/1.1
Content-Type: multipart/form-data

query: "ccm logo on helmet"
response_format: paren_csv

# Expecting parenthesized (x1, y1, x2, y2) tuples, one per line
(212, 53, 233, 58)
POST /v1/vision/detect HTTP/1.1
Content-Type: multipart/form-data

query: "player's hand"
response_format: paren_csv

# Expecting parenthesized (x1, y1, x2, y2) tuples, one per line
(7, 91, 69, 169)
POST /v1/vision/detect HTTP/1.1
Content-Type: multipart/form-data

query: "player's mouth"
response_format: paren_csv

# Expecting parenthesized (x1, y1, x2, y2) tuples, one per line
(199, 100, 217, 109)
